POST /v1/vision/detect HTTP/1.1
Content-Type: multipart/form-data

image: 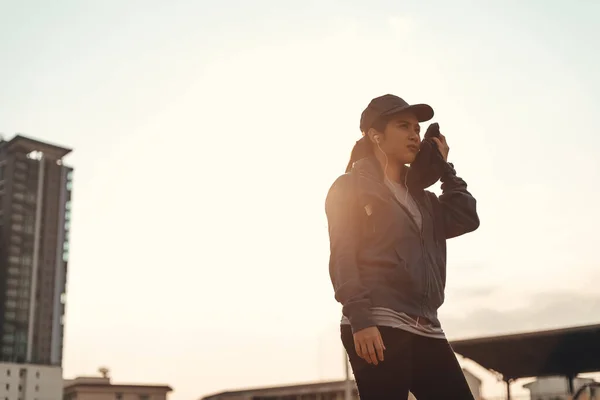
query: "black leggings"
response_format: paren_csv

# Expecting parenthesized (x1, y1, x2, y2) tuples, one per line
(341, 325, 474, 400)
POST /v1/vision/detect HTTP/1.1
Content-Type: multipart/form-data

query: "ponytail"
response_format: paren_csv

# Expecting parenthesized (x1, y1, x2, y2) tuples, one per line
(346, 116, 389, 172)
(345, 136, 374, 173)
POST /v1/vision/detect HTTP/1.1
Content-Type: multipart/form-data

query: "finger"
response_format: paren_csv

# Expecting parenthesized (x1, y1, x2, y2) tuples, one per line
(375, 342, 383, 361)
(366, 340, 379, 365)
(436, 137, 449, 151)
(360, 341, 371, 364)
(432, 137, 443, 148)
(375, 339, 385, 362)
(354, 339, 363, 360)
(439, 134, 449, 149)
(355, 339, 367, 363)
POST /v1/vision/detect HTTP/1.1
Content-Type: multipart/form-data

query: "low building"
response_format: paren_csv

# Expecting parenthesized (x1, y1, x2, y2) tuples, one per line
(0, 362, 63, 400)
(202, 381, 358, 400)
(63, 372, 172, 400)
(201, 380, 357, 400)
(523, 376, 597, 400)
(451, 323, 600, 398)
(201, 368, 482, 400)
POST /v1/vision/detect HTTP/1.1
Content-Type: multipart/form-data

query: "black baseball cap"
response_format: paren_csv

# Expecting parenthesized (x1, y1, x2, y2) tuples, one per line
(359, 94, 434, 133)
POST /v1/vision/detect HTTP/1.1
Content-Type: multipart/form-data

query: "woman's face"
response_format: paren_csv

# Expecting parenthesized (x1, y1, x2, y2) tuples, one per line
(378, 111, 422, 164)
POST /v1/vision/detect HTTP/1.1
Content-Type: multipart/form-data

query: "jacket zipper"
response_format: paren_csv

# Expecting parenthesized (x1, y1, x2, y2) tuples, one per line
(415, 197, 430, 312)
(384, 178, 430, 308)
(408, 188, 430, 312)
(359, 171, 431, 310)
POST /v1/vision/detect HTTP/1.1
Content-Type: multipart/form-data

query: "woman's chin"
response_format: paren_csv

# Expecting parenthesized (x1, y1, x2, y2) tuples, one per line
(401, 154, 417, 164)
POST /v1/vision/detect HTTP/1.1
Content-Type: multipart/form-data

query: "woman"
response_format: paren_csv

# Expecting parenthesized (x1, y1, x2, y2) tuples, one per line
(325, 94, 480, 399)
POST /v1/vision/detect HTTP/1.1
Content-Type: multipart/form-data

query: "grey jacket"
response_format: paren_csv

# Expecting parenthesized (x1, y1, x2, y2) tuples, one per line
(325, 156, 480, 333)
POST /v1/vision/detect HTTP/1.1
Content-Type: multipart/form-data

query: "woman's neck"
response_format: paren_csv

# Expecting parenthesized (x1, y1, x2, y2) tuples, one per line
(375, 153, 406, 183)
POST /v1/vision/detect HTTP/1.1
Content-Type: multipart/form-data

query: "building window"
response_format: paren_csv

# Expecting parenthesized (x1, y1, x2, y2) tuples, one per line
(11, 223, 23, 232)
(115, 394, 123, 400)
(21, 255, 32, 266)
(6, 369, 10, 376)
(16, 310, 27, 323)
(36, 371, 39, 378)
(2, 333, 15, 343)
(139, 396, 150, 400)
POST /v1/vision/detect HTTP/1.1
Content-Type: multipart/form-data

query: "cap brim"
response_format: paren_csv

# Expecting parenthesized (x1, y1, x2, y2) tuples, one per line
(382, 103, 434, 122)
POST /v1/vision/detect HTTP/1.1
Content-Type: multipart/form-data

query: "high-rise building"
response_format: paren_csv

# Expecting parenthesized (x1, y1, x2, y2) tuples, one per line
(0, 135, 73, 366)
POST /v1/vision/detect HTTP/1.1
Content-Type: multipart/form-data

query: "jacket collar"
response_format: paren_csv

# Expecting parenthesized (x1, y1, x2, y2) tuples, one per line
(352, 156, 426, 233)
(351, 156, 409, 184)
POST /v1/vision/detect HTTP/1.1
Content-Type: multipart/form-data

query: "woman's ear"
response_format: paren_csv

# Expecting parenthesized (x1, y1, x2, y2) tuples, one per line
(366, 128, 381, 144)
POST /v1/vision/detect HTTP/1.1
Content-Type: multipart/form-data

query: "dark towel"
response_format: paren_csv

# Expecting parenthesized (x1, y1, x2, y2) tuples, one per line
(407, 123, 445, 190)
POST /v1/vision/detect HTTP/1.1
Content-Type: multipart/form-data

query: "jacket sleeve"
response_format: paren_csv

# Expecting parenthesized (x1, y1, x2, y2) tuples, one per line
(436, 162, 480, 239)
(325, 174, 375, 333)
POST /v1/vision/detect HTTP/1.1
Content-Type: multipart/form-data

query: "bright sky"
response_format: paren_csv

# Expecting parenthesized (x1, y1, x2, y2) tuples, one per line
(1, 1, 600, 399)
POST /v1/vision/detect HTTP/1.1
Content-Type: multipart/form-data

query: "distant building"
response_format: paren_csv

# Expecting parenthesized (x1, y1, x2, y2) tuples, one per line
(63, 373, 173, 400)
(201, 369, 482, 400)
(523, 376, 597, 400)
(0, 362, 63, 400)
(0, 135, 73, 366)
(201, 380, 358, 400)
